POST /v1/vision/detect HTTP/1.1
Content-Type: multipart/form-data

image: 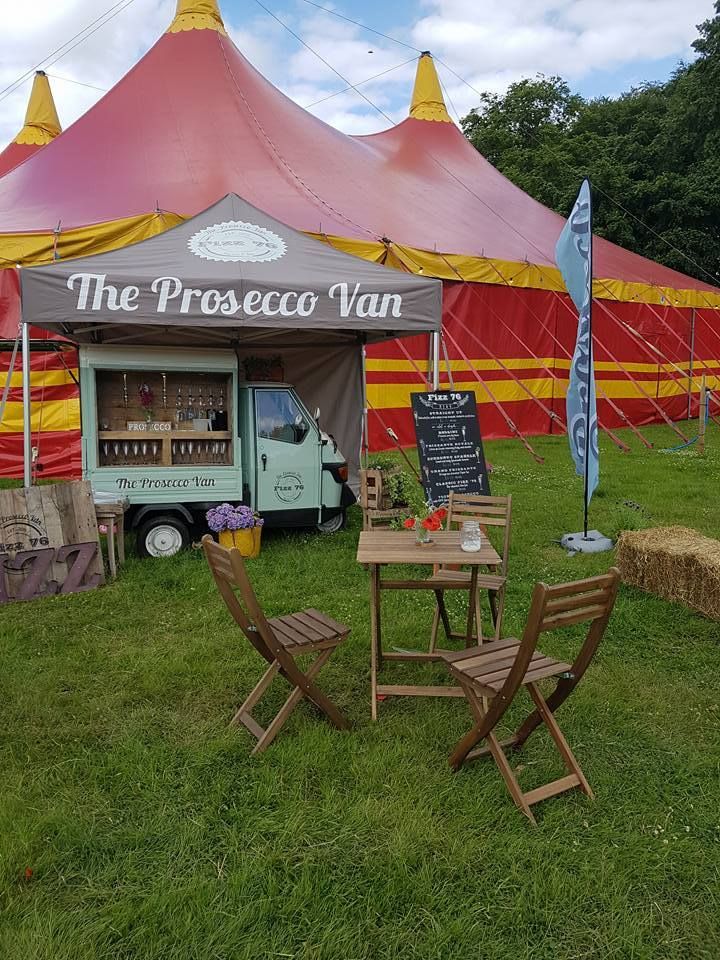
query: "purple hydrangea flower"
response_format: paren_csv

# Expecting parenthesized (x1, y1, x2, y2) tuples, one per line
(206, 502, 264, 532)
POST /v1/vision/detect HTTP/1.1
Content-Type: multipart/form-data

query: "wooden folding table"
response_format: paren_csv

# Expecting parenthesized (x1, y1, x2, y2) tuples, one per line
(356, 530, 501, 719)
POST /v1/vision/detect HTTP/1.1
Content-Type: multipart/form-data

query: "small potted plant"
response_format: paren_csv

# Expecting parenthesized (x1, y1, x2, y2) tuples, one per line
(403, 505, 447, 544)
(365, 455, 416, 509)
(206, 503, 264, 558)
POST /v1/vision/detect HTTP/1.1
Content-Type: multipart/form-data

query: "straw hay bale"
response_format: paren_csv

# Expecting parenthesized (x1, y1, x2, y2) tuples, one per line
(617, 526, 720, 620)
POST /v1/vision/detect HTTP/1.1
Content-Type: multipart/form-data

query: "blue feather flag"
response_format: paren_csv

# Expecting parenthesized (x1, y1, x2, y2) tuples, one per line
(555, 179, 599, 519)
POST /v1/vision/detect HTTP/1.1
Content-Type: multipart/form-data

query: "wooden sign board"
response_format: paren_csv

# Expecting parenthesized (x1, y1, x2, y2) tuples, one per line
(411, 390, 490, 506)
(0, 480, 105, 603)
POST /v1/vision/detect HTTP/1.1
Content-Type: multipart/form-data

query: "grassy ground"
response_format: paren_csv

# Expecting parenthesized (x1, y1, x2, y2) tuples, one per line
(1, 423, 719, 960)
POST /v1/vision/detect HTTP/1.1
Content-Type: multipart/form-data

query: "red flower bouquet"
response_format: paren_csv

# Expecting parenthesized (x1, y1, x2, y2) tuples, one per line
(403, 505, 447, 544)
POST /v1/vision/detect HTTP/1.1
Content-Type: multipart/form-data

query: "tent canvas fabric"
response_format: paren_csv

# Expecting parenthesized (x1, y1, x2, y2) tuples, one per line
(1, 0, 719, 478)
(20, 193, 442, 482)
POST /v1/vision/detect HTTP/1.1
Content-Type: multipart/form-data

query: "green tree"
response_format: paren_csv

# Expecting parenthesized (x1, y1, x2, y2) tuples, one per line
(460, 4, 720, 285)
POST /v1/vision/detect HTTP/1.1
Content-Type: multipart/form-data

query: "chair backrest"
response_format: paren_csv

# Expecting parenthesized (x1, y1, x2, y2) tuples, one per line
(202, 535, 289, 665)
(446, 491, 512, 574)
(491, 568, 620, 718)
(359, 469, 383, 511)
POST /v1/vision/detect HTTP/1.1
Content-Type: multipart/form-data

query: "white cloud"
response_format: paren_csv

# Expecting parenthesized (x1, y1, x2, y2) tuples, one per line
(0, 0, 174, 144)
(412, 0, 714, 116)
(0, 0, 715, 149)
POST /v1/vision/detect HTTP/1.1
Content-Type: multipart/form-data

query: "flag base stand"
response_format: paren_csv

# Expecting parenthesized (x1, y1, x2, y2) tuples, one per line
(561, 530, 614, 555)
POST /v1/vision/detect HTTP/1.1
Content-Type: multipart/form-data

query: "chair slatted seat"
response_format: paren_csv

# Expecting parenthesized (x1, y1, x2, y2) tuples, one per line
(441, 569, 620, 824)
(202, 536, 350, 754)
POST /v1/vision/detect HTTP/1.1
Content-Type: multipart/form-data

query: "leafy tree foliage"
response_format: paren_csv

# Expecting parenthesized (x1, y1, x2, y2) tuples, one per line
(461, 4, 720, 284)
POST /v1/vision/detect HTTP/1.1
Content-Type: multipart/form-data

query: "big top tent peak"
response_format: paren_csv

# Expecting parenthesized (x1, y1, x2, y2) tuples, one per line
(408, 52, 453, 124)
(168, 0, 227, 35)
(0, 71, 61, 178)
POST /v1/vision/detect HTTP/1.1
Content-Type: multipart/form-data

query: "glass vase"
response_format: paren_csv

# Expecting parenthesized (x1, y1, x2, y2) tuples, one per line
(415, 524, 431, 545)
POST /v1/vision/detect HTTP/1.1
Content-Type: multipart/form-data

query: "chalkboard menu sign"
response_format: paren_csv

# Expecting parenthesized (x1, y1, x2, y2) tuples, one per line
(411, 391, 490, 506)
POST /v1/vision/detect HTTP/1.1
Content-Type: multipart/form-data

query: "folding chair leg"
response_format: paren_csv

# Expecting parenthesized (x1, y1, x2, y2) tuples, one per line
(474, 590, 483, 646)
(486, 731, 537, 825)
(526, 682, 593, 799)
(434, 590, 453, 642)
(282, 646, 349, 731)
(429, 603, 441, 653)
(251, 648, 342, 755)
(230, 660, 280, 732)
(449, 682, 536, 824)
(448, 680, 490, 770)
(488, 589, 499, 633)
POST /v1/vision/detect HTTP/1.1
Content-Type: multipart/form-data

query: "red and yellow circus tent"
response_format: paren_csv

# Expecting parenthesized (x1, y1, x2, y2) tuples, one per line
(1, 0, 719, 477)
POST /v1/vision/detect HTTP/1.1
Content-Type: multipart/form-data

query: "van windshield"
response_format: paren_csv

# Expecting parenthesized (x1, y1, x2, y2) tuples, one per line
(256, 390, 310, 444)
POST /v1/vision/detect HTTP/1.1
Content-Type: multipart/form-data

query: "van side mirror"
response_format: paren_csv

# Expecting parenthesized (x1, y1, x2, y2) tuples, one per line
(314, 407, 321, 423)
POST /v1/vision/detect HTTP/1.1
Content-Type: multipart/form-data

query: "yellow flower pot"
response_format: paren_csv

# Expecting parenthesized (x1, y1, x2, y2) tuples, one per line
(218, 527, 262, 558)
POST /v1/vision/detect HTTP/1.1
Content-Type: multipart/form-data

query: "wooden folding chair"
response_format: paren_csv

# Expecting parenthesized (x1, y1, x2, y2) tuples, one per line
(442, 568, 620, 824)
(202, 535, 350, 754)
(428, 492, 512, 650)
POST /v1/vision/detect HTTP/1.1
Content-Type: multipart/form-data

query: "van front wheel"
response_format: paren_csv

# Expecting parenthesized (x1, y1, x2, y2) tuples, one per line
(317, 510, 345, 534)
(137, 515, 190, 558)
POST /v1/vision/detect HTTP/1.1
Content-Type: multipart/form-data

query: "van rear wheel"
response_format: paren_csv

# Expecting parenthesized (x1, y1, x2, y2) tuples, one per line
(137, 515, 190, 558)
(317, 510, 345, 534)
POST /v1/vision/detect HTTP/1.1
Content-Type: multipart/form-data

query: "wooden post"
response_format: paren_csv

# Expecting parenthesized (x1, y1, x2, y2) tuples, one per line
(698, 375, 707, 455)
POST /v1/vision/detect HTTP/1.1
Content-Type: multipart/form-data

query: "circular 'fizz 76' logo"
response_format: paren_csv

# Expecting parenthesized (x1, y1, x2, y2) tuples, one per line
(274, 473, 304, 503)
(188, 220, 287, 263)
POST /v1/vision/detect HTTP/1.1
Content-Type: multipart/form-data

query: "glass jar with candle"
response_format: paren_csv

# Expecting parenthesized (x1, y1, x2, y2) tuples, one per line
(461, 520, 482, 552)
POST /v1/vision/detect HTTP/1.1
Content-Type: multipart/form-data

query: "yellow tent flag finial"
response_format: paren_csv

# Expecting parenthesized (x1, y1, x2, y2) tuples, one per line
(167, 0, 227, 34)
(14, 71, 62, 146)
(409, 52, 452, 123)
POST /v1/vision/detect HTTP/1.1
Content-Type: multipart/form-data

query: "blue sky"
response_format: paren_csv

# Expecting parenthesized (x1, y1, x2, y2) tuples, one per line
(0, 0, 714, 144)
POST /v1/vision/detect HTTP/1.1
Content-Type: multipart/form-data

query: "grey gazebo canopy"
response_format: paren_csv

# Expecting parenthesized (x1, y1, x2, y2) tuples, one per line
(20, 193, 442, 347)
(20, 193, 442, 484)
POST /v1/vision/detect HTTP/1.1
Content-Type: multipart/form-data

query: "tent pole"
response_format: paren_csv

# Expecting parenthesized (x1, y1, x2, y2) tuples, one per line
(431, 332, 440, 390)
(22, 319, 33, 487)
(361, 344, 369, 467)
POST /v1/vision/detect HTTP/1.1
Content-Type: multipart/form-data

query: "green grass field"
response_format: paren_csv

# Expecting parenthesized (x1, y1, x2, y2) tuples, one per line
(1, 424, 719, 960)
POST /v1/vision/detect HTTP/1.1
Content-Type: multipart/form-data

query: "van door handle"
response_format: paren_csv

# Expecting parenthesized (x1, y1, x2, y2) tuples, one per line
(261, 453, 267, 471)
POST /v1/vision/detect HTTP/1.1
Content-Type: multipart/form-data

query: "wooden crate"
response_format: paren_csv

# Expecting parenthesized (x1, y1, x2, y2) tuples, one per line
(617, 526, 720, 620)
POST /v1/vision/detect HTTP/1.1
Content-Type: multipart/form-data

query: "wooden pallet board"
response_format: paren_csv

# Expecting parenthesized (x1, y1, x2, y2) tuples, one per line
(0, 480, 105, 603)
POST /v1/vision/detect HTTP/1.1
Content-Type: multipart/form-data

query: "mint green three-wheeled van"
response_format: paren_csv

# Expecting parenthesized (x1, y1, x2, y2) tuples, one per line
(80, 346, 354, 557)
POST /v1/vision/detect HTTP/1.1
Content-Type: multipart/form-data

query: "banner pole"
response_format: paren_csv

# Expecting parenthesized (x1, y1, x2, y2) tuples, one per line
(361, 343, 369, 468)
(22, 318, 33, 487)
(583, 181, 594, 539)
